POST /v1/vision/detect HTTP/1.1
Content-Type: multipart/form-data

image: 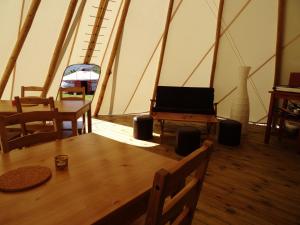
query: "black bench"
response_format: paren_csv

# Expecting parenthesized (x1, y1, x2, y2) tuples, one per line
(150, 86, 218, 136)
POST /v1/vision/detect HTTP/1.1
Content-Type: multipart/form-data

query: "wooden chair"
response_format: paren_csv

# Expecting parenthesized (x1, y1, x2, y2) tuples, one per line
(130, 140, 213, 225)
(59, 87, 85, 101)
(0, 110, 61, 153)
(59, 87, 86, 135)
(14, 96, 56, 134)
(21, 86, 44, 97)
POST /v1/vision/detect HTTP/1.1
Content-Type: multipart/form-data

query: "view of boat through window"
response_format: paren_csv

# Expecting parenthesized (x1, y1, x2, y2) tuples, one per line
(60, 64, 101, 101)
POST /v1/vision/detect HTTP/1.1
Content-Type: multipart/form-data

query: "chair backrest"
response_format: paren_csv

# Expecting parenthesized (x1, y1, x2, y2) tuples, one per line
(14, 96, 56, 113)
(14, 96, 56, 135)
(59, 87, 85, 100)
(0, 110, 61, 153)
(145, 140, 213, 225)
(21, 86, 44, 97)
(153, 86, 215, 114)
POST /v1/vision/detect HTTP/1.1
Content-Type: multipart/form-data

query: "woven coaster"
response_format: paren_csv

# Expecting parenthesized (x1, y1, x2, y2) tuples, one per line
(0, 166, 51, 192)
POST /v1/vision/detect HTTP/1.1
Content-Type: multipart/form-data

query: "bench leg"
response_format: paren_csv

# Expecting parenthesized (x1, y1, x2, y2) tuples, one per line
(207, 122, 217, 139)
(159, 120, 165, 139)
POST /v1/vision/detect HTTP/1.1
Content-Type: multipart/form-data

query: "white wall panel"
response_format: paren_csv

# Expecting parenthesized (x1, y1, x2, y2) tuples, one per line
(214, 0, 277, 123)
(97, 0, 169, 115)
(280, 0, 300, 85)
(159, 0, 219, 87)
(0, 1, 23, 99)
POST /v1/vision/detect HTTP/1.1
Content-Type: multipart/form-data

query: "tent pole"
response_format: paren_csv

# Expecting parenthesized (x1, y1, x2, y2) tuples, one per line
(84, 0, 109, 64)
(274, 0, 285, 86)
(94, 0, 131, 116)
(42, 0, 78, 97)
(0, 0, 41, 99)
(151, 0, 174, 102)
(210, 0, 224, 88)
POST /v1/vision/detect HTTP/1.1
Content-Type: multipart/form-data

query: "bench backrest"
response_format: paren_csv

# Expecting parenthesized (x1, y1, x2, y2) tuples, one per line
(153, 86, 215, 115)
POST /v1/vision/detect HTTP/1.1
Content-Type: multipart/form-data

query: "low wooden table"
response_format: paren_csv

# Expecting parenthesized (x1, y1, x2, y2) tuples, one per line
(264, 90, 300, 143)
(0, 100, 92, 136)
(0, 133, 177, 225)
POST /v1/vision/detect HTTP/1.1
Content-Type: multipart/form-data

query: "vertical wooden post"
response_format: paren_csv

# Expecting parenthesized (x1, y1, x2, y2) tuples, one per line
(151, 0, 174, 101)
(0, 0, 41, 98)
(84, 0, 109, 64)
(94, 0, 131, 116)
(210, 0, 224, 88)
(274, 0, 285, 86)
(42, 0, 78, 97)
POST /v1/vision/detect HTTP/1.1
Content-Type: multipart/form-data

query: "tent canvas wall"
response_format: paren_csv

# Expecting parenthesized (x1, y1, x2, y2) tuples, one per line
(0, 0, 300, 124)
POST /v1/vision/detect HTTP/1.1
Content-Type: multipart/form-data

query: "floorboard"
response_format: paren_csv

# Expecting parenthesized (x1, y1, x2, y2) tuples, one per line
(94, 115, 300, 225)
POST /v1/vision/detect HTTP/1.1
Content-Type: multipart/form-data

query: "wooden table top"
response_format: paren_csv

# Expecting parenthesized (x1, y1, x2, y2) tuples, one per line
(0, 133, 177, 225)
(0, 100, 91, 114)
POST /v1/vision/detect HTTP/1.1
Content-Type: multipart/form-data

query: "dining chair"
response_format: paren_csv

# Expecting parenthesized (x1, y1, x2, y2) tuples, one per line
(59, 87, 86, 135)
(14, 96, 56, 135)
(0, 110, 61, 153)
(130, 140, 213, 225)
(21, 86, 44, 97)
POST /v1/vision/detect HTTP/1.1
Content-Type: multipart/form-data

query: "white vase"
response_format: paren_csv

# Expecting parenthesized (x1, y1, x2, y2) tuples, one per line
(230, 66, 251, 135)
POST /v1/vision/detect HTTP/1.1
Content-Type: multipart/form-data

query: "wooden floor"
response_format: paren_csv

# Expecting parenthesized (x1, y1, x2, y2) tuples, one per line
(95, 115, 300, 225)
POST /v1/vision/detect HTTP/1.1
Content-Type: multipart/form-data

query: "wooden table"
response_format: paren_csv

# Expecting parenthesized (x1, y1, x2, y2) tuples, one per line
(264, 90, 300, 143)
(0, 133, 177, 225)
(0, 100, 92, 136)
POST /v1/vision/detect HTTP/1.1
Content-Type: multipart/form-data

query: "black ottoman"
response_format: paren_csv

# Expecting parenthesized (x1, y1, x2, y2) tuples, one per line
(218, 119, 241, 146)
(176, 127, 201, 156)
(133, 115, 153, 140)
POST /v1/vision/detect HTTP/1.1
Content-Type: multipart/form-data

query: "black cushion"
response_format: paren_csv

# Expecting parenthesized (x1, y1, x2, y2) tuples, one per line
(133, 115, 153, 140)
(218, 119, 241, 146)
(175, 127, 201, 156)
(152, 86, 215, 114)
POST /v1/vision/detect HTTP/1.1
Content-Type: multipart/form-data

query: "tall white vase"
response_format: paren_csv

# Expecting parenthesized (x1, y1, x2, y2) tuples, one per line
(230, 66, 251, 135)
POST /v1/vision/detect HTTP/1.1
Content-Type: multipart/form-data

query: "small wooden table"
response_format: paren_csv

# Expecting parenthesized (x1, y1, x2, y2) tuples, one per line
(264, 90, 300, 143)
(0, 133, 177, 225)
(0, 100, 92, 136)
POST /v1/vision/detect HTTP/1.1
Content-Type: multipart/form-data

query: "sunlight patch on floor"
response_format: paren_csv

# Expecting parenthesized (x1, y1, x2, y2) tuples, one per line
(92, 118, 159, 147)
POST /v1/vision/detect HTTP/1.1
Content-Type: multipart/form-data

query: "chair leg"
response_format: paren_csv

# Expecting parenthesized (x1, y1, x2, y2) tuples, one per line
(278, 116, 286, 141)
(82, 115, 86, 134)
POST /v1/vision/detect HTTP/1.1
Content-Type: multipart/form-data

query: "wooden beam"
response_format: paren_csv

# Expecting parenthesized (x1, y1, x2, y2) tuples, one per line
(94, 0, 131, 116)
(0, 0, 41, 98)
(42, 0, 78, 97)
(151, 0, 174, 101)
(84, 0, 109, 64)
(274, 0, 285, 86)
(210, 0, 224, 88)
